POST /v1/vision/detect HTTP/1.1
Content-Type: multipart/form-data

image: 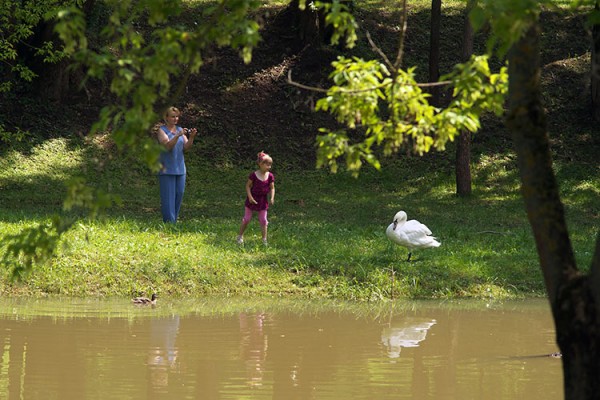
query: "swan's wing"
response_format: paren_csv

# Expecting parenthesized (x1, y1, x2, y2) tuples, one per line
(386, 224, 412, 247)
(405, 220, 432, 235)
(409, 233, 441, 248)
(403, 224, 441, 248)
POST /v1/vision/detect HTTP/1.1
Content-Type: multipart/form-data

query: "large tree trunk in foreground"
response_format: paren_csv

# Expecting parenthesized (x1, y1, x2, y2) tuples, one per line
(506, 23, 600, 400)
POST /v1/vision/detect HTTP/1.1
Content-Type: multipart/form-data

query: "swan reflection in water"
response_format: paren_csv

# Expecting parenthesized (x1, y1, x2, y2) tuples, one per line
(381, 318, 437, 358)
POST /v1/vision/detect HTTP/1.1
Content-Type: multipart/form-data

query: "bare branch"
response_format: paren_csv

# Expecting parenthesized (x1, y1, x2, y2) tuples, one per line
(366, 31, 395, 72)
(394, 0, 409, 69)
(390, 0, 409, 129)
(287, 69, 450, 94)
(286, 70, 329, 93)
(419, 80, 451, 87)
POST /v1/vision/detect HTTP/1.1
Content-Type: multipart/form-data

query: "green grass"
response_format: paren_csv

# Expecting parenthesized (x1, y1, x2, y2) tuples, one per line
(0, 1, 598, 301)
(1, 135, 597, 300)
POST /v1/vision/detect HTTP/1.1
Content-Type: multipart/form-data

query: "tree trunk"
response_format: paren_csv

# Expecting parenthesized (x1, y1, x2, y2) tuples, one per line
(37, 60, 70, 103)
(592, 0, 600, 122)
(455, 131, 471, 196)
(287, 0, 321, 45)
(33, 0, 96, 103)
(286, 0, 354, 47)
(506, 23, 600, 400)
(428, 0, 442, 106)
(455, 0, 474, 197)
(29, 19, 71, 102)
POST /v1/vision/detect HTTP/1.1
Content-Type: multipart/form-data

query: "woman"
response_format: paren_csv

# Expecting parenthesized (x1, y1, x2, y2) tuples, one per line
(156, 106, 198, 223)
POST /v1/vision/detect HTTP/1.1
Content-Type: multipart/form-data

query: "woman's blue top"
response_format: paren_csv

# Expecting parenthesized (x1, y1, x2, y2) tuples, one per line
(158, 125, 186, 175)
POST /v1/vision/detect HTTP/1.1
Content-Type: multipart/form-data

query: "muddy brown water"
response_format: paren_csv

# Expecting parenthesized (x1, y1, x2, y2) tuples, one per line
(0, 298, 562, 399)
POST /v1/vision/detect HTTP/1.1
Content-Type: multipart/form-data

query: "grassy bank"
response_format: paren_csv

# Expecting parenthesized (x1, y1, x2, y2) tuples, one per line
(0, 135, 597, 300)
(0, 1, 598, 300)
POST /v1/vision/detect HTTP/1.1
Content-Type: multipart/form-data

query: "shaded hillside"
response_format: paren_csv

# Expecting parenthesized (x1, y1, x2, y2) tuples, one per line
(1, 3, 597, 171)
(173, 3, 599, 170)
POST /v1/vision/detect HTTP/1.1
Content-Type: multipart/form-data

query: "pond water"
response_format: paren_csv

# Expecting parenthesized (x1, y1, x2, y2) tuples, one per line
(0, 298, 562, 399)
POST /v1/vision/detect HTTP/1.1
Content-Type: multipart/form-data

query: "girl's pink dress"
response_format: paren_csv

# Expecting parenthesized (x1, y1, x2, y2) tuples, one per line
(245, 171, 275, 211)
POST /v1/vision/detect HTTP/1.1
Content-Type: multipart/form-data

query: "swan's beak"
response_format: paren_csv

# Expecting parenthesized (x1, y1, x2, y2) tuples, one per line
(392, 220, 397, 230)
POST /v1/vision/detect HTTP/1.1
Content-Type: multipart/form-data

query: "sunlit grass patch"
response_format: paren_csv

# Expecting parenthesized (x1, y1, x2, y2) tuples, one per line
(1, 1, 598, 301)
(3, 137, 594, 301)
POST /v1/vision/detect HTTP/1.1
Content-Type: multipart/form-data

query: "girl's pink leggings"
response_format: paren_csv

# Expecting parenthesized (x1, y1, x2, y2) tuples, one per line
(242, 207, 268, 226)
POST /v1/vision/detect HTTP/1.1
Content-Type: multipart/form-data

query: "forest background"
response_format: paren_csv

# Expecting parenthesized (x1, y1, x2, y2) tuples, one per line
(0, 0, 598, 301)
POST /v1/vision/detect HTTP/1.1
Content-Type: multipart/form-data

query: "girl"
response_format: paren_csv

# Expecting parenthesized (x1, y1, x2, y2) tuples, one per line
(237, 152, 275, 245)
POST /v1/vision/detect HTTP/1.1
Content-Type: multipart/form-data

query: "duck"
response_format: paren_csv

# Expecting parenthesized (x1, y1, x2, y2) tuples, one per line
(386, 211, 441, 261)
(132, 293, 158, 305)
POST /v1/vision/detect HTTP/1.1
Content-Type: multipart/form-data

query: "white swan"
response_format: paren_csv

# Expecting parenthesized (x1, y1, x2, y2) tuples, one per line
(386, 211, 441, 261)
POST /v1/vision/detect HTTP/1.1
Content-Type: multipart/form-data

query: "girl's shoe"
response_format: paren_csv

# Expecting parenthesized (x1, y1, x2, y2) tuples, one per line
(262, 238, 268, 246)
(237, 235, 244, 244)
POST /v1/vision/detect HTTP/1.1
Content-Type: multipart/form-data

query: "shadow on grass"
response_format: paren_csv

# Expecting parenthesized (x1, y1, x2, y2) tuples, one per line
(0, 2, 597, 297)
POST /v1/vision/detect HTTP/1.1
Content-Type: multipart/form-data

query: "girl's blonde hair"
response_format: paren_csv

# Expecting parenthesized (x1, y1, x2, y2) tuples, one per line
(257, 151, 273, 164)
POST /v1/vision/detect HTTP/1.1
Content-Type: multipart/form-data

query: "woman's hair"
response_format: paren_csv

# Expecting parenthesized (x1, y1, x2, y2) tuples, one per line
(163, 106, 180, 120)
(257, 151, 273, 164)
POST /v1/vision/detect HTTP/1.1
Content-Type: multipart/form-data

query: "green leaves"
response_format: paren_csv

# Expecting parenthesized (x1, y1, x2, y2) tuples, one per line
(444, 55, 508, 119)
(1, 175, 123, 279)
(471, 0, 545, 56)
(318, 57, 389, 129)
(54, 0, 265, 191)
(1, 215, 73, 281)
(56, 0, 262, 154)
(0, 0, 79, 92)
(313, 1, 600, 176)
(2, 0, 264, 278)
(63, 177, 122, 219)
(316, 0, 358, 48)
(315, 54, 508, 175)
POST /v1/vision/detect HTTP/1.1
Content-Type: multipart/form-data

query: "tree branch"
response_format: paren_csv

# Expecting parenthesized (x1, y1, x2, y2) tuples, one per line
(286, 69, 449, 94)
(287, 70, 329, 93)
(366, 30, 394, 72)
(393, 0, 409, 69)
